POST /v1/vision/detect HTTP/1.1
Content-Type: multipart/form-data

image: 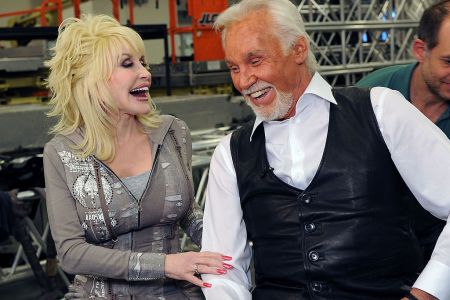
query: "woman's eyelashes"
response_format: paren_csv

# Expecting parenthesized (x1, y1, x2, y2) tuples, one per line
(121, 59, 133, 68)
(121, 59, 148, 69)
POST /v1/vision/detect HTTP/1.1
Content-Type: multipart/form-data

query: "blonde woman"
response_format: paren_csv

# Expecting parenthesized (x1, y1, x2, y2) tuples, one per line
(43, 15, 230, 299)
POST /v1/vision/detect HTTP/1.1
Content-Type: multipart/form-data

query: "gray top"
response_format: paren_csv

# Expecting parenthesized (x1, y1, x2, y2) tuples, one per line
(121, 170, 151, 200)
(44, 115, 204, 299)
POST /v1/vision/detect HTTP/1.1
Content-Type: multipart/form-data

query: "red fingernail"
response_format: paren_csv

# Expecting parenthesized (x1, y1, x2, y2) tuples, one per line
(203, 282, 212, 288)
(223, 263, 233, 269)
(217, 269, 227, 274)
(222, 255, 232, 261)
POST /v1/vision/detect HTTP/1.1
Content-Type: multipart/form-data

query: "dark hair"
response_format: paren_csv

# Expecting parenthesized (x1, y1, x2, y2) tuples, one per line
(417, 0, 450, 49)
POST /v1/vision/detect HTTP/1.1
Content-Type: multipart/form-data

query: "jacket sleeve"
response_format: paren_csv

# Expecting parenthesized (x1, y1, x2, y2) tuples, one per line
(172, 118, 204, 247)
(180, 202, 204, 247)
(43, 141, 166, 280)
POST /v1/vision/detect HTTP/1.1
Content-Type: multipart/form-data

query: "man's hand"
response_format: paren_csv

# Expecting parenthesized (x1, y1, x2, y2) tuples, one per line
(401, 288, 438, 300)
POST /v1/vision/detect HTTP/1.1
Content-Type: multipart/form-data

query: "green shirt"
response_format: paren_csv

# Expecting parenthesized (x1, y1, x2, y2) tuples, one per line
(356, 63, 450, 139)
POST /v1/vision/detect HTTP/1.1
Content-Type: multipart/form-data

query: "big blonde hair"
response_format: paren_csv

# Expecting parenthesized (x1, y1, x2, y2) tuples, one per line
(214, 0, 318, 75)
(46, 14, 160, 162)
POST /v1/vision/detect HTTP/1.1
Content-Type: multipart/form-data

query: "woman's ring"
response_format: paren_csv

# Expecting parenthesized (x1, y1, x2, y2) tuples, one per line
(193, 264, 200, 276)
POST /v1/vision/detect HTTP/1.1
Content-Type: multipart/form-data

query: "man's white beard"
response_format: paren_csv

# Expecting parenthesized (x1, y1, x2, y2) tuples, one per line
(246, 89, 294, 121)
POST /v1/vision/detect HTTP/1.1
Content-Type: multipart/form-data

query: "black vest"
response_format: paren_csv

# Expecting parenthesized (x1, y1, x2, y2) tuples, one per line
(230, 87, 422, 300)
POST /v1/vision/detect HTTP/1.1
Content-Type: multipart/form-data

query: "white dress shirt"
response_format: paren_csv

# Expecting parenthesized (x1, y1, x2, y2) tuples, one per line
(201, 73, 450, 300)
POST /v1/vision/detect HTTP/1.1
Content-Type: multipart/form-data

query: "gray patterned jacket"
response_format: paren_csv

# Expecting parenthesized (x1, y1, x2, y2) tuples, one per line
(43, 115, 204, 299)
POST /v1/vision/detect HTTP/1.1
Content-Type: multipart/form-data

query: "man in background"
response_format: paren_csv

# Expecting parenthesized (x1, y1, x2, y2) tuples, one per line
(356, 0, 450, 262)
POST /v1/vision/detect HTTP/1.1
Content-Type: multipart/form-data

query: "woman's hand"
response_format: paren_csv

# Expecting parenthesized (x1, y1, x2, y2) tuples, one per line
(165, 251, 232, 288)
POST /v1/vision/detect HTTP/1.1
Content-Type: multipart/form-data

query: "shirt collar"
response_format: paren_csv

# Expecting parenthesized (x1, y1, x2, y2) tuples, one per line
(249, 72, 337, 140)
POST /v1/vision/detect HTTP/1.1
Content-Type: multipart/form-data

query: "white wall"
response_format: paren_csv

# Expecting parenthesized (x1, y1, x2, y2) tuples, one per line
(62, 1, 95, 20)
(1, 0, 172, 63)
(91, 0, 171, 64)
(117, 0, 171, 64)
(0, 1, 37, 48)
(0, 0, 36, 27)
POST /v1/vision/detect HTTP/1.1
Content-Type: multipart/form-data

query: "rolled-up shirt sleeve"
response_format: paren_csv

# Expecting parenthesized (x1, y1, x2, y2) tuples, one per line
(201, 134, 253, 300)
(371, 87, 450, 299)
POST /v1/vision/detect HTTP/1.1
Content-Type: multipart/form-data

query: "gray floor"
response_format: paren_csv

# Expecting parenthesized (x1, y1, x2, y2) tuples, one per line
(0, 275, 43, 300)
(0, 271, 66, 300)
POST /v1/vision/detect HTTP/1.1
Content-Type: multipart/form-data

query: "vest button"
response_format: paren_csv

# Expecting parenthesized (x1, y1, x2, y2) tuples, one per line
(304, 223, 316, 233)
(311, 281, 323, 293)
(298, 193, 311, 203)
(308, 251, 320, 262)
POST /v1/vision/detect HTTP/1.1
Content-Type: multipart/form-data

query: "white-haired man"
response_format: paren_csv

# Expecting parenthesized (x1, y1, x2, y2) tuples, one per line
(201, 0, 450, 300)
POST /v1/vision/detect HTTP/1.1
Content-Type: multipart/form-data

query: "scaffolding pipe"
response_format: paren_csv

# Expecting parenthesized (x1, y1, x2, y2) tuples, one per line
(112, 0, 120, 22)
(128, 0, 134, 25)
(74, 0, 81, 18)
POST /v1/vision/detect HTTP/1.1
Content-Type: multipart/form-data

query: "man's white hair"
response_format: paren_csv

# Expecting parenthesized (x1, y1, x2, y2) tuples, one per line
(214, 0, 318, 74)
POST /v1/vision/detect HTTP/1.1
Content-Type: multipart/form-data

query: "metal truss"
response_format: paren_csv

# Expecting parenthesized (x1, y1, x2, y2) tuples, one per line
(0, 201, 70, 290)
(295, 0, 436, 86)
